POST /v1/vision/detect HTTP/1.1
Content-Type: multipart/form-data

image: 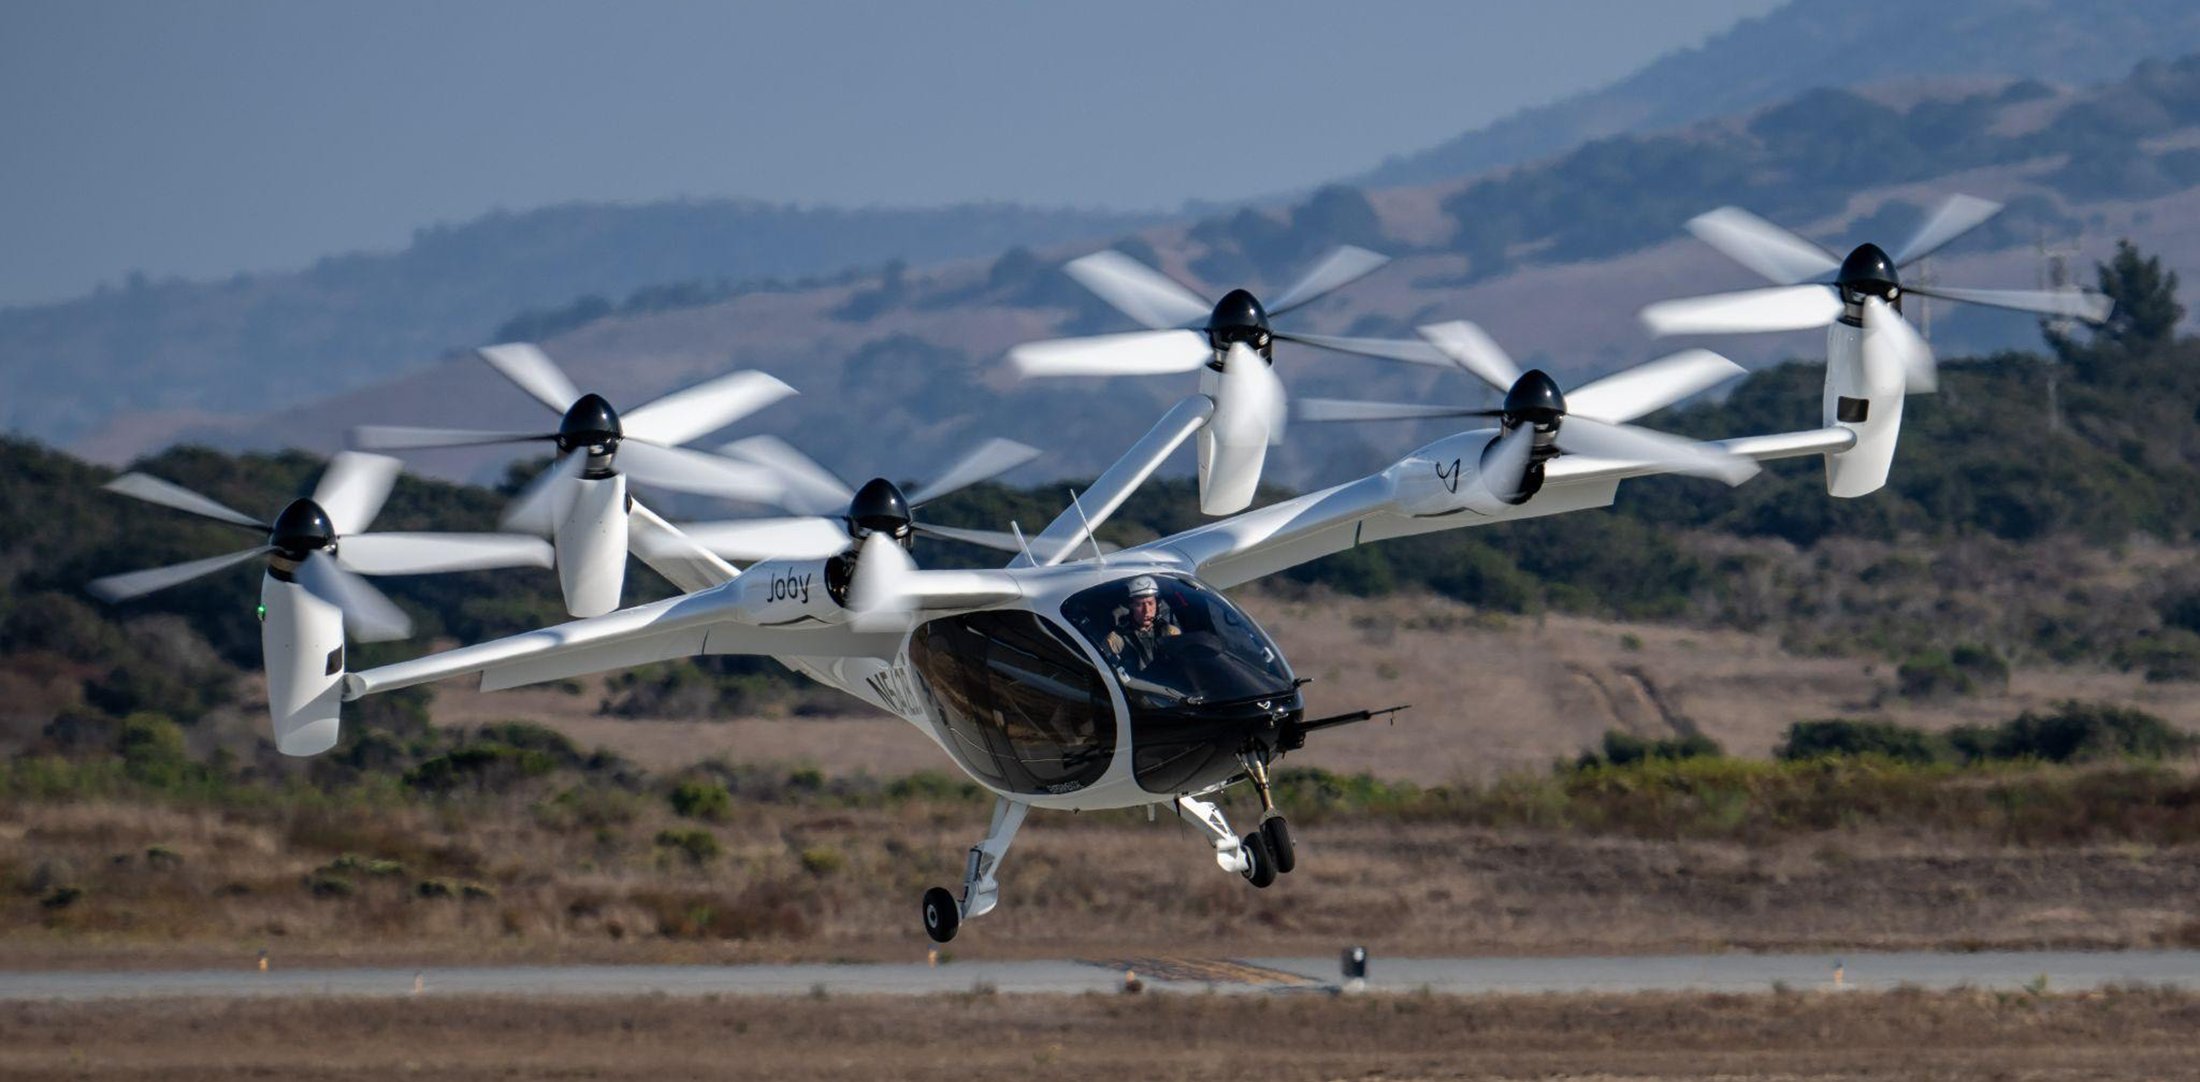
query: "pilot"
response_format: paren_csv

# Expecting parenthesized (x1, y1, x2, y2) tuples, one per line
(1103, 575, 1178, 671)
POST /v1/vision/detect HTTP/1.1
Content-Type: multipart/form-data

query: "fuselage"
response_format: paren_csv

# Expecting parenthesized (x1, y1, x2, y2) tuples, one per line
(763, 561, 1304, 812)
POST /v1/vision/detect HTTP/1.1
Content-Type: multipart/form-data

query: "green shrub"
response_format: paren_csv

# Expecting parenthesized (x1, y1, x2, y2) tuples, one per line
(654, 828, 721, 865)
(668, 780, 732, 822)
(1577, 729, 1724, 769)
(116, 713, 190, 788)
(1778, 719, 1950, 765)
(798, 846, 845, 877)
(1897, 645, 2007, 699)
(1958, 701, 2196, 764)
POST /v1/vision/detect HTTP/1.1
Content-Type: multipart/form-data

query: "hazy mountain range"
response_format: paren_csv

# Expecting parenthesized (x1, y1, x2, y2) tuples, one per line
(10, 0, 2200, 494)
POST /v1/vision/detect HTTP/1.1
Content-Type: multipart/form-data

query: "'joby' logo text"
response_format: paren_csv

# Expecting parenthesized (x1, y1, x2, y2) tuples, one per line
(764, 571, 813, 605)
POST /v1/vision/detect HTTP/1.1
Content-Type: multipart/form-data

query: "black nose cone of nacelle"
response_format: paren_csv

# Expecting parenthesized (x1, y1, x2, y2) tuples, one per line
(1836, 243, 1901, 299)
(1205, 289, 1272, 344)
(848, 477, 913, 538)
(1503, 369, 1567, 426)
(268, 498, 336, 557)
(558, 393, 623, 451)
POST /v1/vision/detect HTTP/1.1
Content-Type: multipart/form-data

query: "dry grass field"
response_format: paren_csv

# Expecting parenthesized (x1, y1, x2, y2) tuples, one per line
(4, 987, 2199, 1080)
(8, 791, 2200, 970)
(428, 589, 2200, 784)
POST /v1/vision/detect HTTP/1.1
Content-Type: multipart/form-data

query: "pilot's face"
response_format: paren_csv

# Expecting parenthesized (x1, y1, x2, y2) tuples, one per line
(1128, 595, 1158, 630)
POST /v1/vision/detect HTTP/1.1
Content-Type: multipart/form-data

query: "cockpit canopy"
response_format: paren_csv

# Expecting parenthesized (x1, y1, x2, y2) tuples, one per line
(1060, 574, 1294, 713)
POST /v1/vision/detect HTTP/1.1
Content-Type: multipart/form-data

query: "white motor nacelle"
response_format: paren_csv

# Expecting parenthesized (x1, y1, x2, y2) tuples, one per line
(1821, 319, 1906, 498)
(1386, 428, 1526, 517)
(1195, 345, 1286, 516)
(556, 472, 629, 617)
(261, 573, 346, 757)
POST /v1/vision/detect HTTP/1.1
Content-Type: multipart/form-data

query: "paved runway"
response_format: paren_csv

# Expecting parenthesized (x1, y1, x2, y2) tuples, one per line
(3, 950, 2196, 1001)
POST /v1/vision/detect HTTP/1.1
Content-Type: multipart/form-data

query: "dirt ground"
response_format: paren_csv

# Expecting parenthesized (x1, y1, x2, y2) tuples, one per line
(428, 591, 2200, 784)
(4, 987, 2198, 1081)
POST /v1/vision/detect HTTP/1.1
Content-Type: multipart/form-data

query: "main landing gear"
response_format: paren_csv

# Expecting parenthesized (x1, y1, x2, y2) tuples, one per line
(1176, 752, 1297, 891)
(922, 797, 1027, 944)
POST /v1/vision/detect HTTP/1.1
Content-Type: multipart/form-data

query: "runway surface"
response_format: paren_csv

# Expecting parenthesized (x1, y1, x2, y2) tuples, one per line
(4, 949, 2198, 1000)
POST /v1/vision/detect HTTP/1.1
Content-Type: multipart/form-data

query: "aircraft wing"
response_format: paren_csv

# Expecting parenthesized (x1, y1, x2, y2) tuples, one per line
(1127, 428, 1853, 590)
(342, 583, 903, 698)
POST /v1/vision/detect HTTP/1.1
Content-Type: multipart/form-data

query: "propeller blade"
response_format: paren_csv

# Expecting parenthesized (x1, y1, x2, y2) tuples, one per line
(847, 532, 919, 629)
(908, 438, 1041, 507)
(1480, 423, 1536, 503)
(1565, 349, 1746, 425)
(478, 343, 581, 413)
(1273, 330, 1451, 366)
(1908, 283, 2114, 324)
(1862, 295, 1937, 394)
(336, 532, 555, 576)
(1417, 320, 1522, 392)
(912, 522, 1029, 554)
(1266, 246, 1389, 316)
(296, 555, 412, 642)
(617, 440, 783, 504)
(501, 451, 587, 534)
(1216, 342, 1286, 446)
(1640, 284, 1842, 336)
(350, 425, 557, 452)
(88, 546, 273, 602)
(1558, 416, 1758, 485)
(673, 516, 851, 561)
(312, 452, 402, 537)
(1296, 398, 1496, 423)
(1892, 194, 2002, 267)
(621, 370, 797, 449)
(1062, 251, 1212, 330)
(1201, 343, 1285, 515)
(1686, 207, 1841, 285)
(1009, 329, 1211, 378)
(719, 436, 854, 517)
(103, 473, 267, 532)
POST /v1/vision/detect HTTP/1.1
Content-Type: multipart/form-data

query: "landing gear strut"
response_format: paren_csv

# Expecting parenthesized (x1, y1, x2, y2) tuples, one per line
(921, 797, 1027, 943)
(1243, 752, 1295, 875)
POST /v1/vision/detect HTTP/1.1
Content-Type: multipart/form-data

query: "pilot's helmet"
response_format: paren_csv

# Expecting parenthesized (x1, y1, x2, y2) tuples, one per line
(1126, 575, 1160, 600)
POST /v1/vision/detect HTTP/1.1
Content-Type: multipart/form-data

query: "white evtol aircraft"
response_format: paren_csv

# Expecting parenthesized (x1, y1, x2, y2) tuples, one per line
(91, 207, 2110, 944)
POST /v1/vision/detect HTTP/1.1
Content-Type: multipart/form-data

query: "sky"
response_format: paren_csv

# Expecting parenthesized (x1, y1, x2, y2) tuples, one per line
(0, 0, 1782, 307)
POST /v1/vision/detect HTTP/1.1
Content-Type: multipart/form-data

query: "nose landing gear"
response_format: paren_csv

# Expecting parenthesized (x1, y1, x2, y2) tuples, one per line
(1174, 751, 1300, 892)
(1243, 752, 1295, 876)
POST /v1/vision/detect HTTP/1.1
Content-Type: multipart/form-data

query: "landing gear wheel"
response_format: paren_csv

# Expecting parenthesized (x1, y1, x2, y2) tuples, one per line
(1239, 831, 1278, 889)
(1261, 816, 1295, 874)
(922, 887, 960, 943)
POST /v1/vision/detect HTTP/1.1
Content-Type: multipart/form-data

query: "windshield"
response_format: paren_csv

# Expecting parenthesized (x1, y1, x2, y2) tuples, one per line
(1061, 574, 1293, 711)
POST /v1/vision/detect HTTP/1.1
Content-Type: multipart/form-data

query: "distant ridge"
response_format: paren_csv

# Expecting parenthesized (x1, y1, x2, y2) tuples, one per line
(1359, 0, 2200, 190)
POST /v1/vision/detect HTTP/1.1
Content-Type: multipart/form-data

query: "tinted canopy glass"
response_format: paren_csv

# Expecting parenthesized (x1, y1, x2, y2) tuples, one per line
(1060, 574, 1293, 714)
(907, 610, 1115, 795)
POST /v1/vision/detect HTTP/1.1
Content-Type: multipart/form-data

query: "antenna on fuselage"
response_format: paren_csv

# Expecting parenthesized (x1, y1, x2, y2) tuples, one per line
(1066, 489, 1107, 566)
(1009, 520, 1036, 566)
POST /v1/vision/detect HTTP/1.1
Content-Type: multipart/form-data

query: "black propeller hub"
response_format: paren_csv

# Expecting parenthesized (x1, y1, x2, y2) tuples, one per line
(847, 477, 914, 546)
(268, 498, 336, 559)
(1835, 243, 1902, 311)
(557, 393, 623, 453)
(1204, 288, 1274, 369)
(1502, 369, 1568, 428)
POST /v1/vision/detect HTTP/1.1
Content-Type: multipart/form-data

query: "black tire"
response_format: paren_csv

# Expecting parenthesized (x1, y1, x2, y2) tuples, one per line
(1261, 815, 1295, 874)
(1240, 831, 1277, 889)
(922, 886, 960, 943)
